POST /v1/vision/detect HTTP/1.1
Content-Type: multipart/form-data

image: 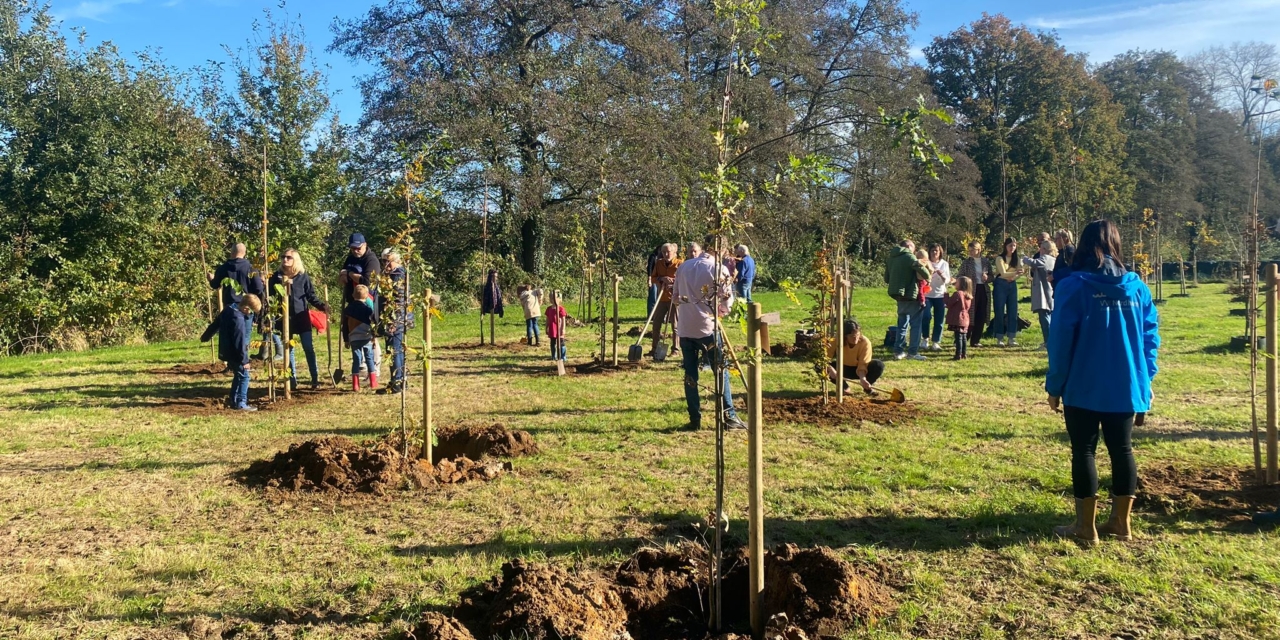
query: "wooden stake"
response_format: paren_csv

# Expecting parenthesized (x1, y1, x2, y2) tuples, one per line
(746, 302, 765, 640)
(422, 288, 433, 462)
(599, 261, 607, 364)
(836, 273, 845, 404)
(261, 143, 274, 403)
(283, 281, 292, 401)
(1268, 264, 1278, 485)
(612, 275, 621, 366)
(324, 285, 335, 389)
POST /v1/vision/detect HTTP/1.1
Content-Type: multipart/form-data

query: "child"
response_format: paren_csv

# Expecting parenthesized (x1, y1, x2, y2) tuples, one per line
(825, 319, 884, 395)
(914, 248, 931, 305)
(545, 291, 567, 361)
(946, 276, 974, 360)
(345, 285, 378, 391)
(219, 293, 261, 411)
(518, 284, 544, 346)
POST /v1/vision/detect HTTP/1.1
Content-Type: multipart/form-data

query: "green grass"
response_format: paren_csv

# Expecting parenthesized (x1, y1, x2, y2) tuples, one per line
(0, 284, 1276, 639)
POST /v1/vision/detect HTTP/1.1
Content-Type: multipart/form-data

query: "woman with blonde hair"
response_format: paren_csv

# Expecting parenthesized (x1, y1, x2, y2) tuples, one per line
(269, 248, 330, 390)
(1023, 239, 1058, 350)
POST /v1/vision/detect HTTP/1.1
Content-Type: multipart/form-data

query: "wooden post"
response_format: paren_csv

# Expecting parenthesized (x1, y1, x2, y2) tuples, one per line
(422, 288, 433, 462)
(612, 275, 621, 366)
(1268, 264, 1278, 484)
(746, 302, 765, 640)
(599, 261, 607, 364)
(324, 285, 335, 388)
(836, 274, 845, 404)
(261, 144, 274, 403)
(489, 306, 496, 346)
(283, 282, 292, 401)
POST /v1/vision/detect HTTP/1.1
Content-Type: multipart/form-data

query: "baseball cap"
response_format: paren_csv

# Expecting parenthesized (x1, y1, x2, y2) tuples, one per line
(348, 233, 366, 248)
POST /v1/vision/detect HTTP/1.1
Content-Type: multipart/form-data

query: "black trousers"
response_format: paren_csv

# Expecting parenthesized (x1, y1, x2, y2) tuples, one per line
(1064, 406, 1137, 499)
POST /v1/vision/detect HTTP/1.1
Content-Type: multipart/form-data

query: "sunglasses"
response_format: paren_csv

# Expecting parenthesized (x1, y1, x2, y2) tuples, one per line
(283, 256, 295, 261)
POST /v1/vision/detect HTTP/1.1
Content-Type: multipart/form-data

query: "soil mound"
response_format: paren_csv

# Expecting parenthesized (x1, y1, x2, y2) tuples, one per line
(770, 344, 805, 358)
(762, 396, 915, 428)
(436, 424, 540, 461)
(426, 543, 890, 640)
(151, 362, 227, 376)
(1136, 465, 1280, 523)
(626, 325, 652, 339)
(409, 612, 477, 640)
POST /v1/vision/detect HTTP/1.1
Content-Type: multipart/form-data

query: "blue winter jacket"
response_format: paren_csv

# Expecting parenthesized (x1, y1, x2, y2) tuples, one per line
(736, 255, 756, 285)
(217, 306, 250, 367)
(1044, 257, 1160, 413)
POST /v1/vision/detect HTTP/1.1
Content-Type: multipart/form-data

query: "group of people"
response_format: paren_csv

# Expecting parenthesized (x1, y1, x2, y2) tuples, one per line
(204, 233, 412, 411)
(646, 243, 756, 359)
(884, 229, 1078, 361)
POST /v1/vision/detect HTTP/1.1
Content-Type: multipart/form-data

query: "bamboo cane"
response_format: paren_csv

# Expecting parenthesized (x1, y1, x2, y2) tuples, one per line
(422, 289, 433, 462)
(1268, 264, 1278, 484)
(836, 273, 845, 404)
(612, 275, 620, 366)
(325, 285, 335, 388)
(283, 282, 292, 401)
(261, 143, 274, 402)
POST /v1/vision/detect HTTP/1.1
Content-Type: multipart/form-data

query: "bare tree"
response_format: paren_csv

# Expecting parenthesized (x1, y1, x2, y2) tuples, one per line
(1189, 42, 1279, 129)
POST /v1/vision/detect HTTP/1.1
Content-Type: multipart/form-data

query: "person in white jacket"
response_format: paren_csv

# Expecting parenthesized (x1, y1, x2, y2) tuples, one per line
(922, 244, 951, 352)
(517, 285, 544, 347)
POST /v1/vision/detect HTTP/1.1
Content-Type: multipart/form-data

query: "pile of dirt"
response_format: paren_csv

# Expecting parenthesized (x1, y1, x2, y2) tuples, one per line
(770, 344, 806, 358)
(1136, 465, 1280, 523)
(762, 396, 915, 428)
(625, 325, 652, 339)
(436, 424, 540, 461)
(151, 362, 228, 376)
(412, 543, 891, 640)
(240, 427, 538, 496)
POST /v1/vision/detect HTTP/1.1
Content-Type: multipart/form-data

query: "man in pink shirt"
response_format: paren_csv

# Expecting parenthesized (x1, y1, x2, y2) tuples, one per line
(674, 241, 745, 431)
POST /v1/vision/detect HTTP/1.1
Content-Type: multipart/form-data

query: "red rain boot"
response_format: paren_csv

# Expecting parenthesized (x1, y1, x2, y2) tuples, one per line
(352, 377, 360, 393)
(369, 372, 379, 390)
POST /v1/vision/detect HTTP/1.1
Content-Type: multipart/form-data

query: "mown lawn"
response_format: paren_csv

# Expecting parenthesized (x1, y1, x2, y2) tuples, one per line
(0, 283, 1277, 639)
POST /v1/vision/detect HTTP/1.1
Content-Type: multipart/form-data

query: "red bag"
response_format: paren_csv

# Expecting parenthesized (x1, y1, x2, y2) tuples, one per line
(309, 309, 329, 333)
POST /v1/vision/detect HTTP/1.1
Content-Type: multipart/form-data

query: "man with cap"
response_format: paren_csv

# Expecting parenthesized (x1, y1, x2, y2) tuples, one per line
(339, 233, 381, 350)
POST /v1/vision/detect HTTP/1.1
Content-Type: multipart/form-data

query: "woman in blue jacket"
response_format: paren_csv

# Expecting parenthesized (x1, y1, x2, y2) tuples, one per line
(1045, 219, 1159, 545)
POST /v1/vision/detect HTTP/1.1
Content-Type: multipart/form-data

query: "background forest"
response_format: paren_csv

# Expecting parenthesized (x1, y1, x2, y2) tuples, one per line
(0, 0, 1277, 353)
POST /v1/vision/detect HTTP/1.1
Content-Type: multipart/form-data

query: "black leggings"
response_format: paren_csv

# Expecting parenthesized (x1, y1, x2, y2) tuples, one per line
(1064, 406, 1137, 499)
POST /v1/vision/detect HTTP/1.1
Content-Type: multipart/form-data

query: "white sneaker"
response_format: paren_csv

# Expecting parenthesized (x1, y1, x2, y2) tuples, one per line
(996, 339, 1006, 347)
(909, 354, 927, 361)
(930, 342, 943, 351)
(1010, 339, 1019, 347)
(894, 353, 907, 361)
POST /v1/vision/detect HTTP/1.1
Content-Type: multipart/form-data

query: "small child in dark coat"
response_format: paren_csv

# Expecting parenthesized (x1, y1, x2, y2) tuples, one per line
(945, 276, 973, 360)
(217, 294, 261, 410)
(345, 285, 378, 391)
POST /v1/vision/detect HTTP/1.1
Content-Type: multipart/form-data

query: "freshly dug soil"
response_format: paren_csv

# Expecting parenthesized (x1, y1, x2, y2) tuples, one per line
(240, 429, 535, 496)
(151, 362, 228, 376)
(572, 360, 650, 376)
(762, 396, 916, 428)
(408, 612, 476, 640)
(626, 325, 652, 339)
(1136, 465, 1280, 522)
(436, 424, 540, 461)
(421, 543, 891, 640)
(769, 344, 805, 358)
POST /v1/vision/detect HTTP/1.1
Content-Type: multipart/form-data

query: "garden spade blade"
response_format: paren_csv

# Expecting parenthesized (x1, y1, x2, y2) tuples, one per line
(627, 343, 644, 362)
(556, 359, 566, 376)
(870, 385, 905, 403)
(652, 341, 668, 362)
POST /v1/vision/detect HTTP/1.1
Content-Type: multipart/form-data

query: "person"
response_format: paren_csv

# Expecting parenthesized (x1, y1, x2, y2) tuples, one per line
(956, 241, 992, 348)
(379, 250, 410, 394)
(825, 319, 884, 394)
(267, 249, 329, 391)
(1052, 229, 1076, 284)
(340, 233, 381, 349)
(345, 285, 378, 392)
(1023, 240, 1058, 350)
(991, 237, 1024, 347)
(922, 243, 950, 352)
(674, 241, 745, 431)
(646, 245, 663, 317)
(218, 293, 261, 411)
(1046, 219, 1159, 546)
(481, 269, 504, 320)
(733, 244, 756, 304)
(545, 292, 568, 360)
(946, 276, 973, 360)
(884, 239, 931, 361)
(650, 243, 683, 356)
(518, 284, 544, 346)
(208, 242, 264, 353)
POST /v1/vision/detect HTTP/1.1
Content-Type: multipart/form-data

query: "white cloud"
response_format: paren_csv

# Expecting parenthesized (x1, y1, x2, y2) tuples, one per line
(1028, 0, 1280, 61)
(54, 0, 143, 22)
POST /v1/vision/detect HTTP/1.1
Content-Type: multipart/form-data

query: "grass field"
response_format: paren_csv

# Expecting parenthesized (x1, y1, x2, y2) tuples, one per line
(1, 282, 1277, 639)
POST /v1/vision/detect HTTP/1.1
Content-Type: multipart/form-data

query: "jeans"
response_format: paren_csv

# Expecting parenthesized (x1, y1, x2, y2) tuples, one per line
(286, 331, 318, 386)
(526, 318, 540, 344)
(992, 279, 1019, 340)
(923, 297, 946, 344)
(1064, 406, 1137, 499)
(680, 335, 737, 426)
(734, 281, 753, 304)
(230, 364, 250, 408)
(894, 299, 924, 356)
(550, 338, 567, 360)
(386, 331, 405, 384)
(953, 331, 968, 359)
(351, 343, 375, 377)
(1037, 310, 1052, 342)
(647, 284, 659, 317)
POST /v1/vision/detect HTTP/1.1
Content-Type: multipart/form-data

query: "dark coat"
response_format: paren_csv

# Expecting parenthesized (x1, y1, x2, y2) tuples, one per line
(945, 291, 972, 331)
(481, 273, 504, 317)
(268, 271, 327, 335)
(341, 251, 381, 304)
(210, 257, 264, 306)
(381, 266, 410, 335)
(217, 306, 249, 367)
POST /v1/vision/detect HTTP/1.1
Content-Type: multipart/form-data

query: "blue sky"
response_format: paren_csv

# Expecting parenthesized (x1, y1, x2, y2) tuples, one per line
(48, 0, 1280, 124)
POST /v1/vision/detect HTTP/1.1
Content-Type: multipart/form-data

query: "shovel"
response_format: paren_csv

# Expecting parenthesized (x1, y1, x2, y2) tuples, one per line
(869, 385, 906, 403)
(333, 310, 346, 385)
(629, 298, 662, 362)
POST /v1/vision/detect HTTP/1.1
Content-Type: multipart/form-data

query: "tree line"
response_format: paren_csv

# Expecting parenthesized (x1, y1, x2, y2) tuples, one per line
(0, 0, 1276, 353)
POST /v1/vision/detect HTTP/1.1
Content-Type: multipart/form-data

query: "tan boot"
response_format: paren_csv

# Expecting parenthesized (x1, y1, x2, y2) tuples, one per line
(1053, 497, 1100, 546)
(1098, 495, 1135, 541)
